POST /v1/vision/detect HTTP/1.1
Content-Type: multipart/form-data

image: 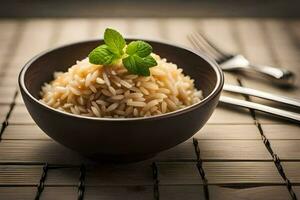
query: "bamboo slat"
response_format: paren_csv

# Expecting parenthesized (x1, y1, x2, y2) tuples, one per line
(15, 91, 24, 105)
(2, 125, 49, 140)
(0, 76, 18, 87)
(194, 124, 261, 140)
(0, 21, 18, 71)
(207, 106, 253, 124)
(0, 87, 16, 104)
(209, 185, 290, 200)
(0, 165, 42, 185)
(160, 185, 204, 200)
(197, 140, 272, 160)
(0, 140, 87, 164)
(10, 20, 54, 71)
(8, 105, 35, 124)
(52, 19, 91, 46)
(40, 187, 78, 200)
(262, 124, 300, 140)
(85, 186, 153, 200)
(45, 167, 79, 186)
(282, 162, 300, 184)
(271, 141, 300, 161)
(203, 162, 283, 184)
(85, 163, 153, 186)
(295, 187, 300, 197)
(90, 19, 130, 39)
(154, 140, 196, 161)
(157, 162, 202, 185)
(0, 105, 10, 123)
(0, 187, 36, 200)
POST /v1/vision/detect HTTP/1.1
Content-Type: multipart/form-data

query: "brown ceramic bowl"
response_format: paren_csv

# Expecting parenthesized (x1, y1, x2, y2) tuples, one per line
(19, 39, 224, 161)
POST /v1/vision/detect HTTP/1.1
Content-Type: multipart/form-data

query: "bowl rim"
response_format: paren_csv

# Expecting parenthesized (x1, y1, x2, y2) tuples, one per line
(19, 38, 224, 121)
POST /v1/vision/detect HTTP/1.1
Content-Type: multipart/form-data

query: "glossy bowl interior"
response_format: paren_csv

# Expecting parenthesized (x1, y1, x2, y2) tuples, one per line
(19, 39, 224, 161)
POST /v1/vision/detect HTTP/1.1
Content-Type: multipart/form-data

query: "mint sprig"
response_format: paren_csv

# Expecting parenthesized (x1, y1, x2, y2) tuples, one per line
(123, 55, 156, 76)
(88, 28, 157, 76)
(104, 28, 125, 56)
(126, 40, 152, 57)
(88, 45, 115, 65)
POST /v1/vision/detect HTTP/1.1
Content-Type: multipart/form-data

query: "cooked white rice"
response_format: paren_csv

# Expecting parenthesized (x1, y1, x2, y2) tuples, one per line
(40, 53, 202, 118)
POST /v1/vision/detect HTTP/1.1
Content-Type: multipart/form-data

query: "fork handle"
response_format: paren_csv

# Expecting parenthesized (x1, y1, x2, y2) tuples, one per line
(220, 96, 300, 123)
(248, 64, 295, 86)
(223, 84, 300, 108)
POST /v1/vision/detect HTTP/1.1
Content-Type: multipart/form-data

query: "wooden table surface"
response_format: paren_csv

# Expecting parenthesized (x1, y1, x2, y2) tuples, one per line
(0, 18, 299, 200)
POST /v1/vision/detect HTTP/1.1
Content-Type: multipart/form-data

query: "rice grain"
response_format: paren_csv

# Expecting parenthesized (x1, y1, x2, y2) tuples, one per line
(40, 54, 202, 118)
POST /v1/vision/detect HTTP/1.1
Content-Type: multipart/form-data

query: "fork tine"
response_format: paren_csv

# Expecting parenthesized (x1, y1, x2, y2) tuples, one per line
(192, 32, 226, 61)
(195, 32, 231, 59)
(187, 34, 206, 53)
(188, 33, 219, 60)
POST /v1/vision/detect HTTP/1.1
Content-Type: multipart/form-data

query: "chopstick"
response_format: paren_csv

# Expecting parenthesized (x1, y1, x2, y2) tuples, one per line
(223, 84, 300, 108)
(220, 84, 300, 123)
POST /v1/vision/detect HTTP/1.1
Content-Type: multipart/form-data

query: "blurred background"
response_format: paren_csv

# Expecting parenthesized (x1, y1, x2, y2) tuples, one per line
(1, 0, 300, 18)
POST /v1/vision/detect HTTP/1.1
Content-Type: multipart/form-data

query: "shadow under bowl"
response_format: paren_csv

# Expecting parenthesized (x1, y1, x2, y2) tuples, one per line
(19, 39, 224, 162)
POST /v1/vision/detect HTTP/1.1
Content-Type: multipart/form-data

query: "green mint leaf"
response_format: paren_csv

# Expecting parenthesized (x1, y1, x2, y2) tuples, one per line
(104, 28, 126, 55)
(139, 55, 157, 67)
(122, 56, 138, 74)
(134, 56, 151, 76)
(134, 55, 157, 76)
(88, 28, 156, 76)
(88, 45, 115, 65)
(122, 55, 157, 76)
(126, 41, 152, 57)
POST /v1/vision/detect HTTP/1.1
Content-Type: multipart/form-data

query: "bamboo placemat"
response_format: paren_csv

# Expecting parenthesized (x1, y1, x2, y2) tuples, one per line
(0, 18, 299, 200)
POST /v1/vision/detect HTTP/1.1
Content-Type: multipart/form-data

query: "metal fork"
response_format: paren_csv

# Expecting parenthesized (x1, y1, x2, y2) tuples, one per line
(222, 84, 300, 123)
(188, 32, 295, 86)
